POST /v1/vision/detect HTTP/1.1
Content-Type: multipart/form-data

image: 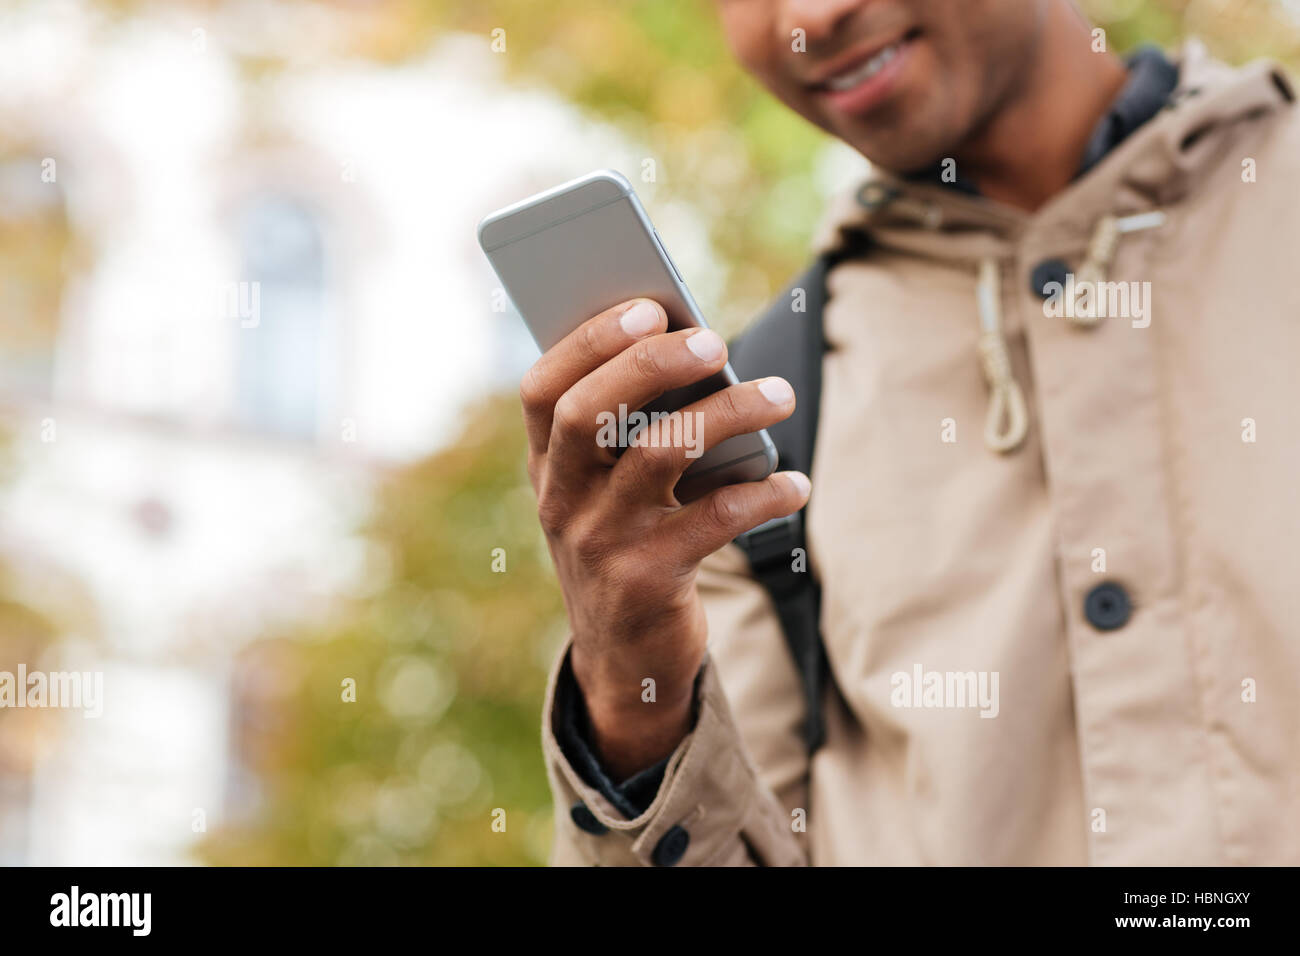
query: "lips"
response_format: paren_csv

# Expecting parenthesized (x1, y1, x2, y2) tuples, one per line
(810, 30, 919, 117)
(824, 41, 904, 92)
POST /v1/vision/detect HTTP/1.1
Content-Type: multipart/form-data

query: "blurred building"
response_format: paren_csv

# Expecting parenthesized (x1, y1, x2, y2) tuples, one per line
(0, 0, 642, 864)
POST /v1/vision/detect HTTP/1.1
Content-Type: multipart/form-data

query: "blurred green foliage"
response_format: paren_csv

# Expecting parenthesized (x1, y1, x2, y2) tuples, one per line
(197, 0, 1300, 865)
(201, 397, 565, 864)
(0, 429, 58, 794)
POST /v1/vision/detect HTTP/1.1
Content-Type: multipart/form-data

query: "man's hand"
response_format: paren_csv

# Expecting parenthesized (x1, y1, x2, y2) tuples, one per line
(521, 297, 810, 779)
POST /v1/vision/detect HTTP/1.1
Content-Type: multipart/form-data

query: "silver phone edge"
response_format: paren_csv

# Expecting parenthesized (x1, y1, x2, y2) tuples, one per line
(477, 169, 633, 252)
(477, 169, 779, 495)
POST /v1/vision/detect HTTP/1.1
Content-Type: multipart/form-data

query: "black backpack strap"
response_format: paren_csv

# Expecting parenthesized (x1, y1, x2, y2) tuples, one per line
(726, 251, 837, 754)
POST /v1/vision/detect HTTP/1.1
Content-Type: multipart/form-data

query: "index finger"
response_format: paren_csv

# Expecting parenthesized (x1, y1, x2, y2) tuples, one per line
(519, 298, 667, 453)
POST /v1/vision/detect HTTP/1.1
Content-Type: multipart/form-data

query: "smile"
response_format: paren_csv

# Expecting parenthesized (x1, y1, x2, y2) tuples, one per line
(810, 30, 919, 117)
(825, 41, 904, 91)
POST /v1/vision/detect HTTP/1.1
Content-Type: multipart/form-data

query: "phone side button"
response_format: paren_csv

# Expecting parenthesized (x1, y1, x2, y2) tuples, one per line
(654, 230, 684, 282)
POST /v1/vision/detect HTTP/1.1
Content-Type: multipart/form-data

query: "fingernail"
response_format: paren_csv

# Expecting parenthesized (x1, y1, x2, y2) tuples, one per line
(686, 329, 724, 362)
(783, 471, 811, 497)
(758, 377, 794, 405)
(620, 301, 660, 337)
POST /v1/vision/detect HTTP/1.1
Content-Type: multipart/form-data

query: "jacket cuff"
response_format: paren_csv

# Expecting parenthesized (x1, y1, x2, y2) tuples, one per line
(542, 639, 800, 866)
(553, 651, 670, 818)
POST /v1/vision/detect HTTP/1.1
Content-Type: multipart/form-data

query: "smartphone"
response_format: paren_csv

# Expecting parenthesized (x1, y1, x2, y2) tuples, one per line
(478, 169, 777, 503)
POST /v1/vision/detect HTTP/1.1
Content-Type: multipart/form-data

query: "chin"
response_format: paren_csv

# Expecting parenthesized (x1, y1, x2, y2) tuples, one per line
(840, 128, 951, 176)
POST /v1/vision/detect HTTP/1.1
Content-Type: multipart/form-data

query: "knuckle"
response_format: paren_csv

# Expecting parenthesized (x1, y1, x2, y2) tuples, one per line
(550, 392, 586, 437)
(535, 486, 569, 537)
(715, 385, 745, 425)
(654, 437, 687, 474)
(702, 490, 742, 531)
(631, 435, 682, 478)
(578, 319, 602, 361)
(762, 478, 792, 514)
(628, 339, 665, 380)
(519, 365, 548, 414)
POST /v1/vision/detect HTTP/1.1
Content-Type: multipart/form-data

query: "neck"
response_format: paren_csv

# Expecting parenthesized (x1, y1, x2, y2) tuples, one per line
(956, 1, 1128, 211)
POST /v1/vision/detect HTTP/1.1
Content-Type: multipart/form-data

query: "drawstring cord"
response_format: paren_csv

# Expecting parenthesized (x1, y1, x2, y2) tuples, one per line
(1071, 210, 1166, 327)
(975, 258, 1028, 453)
(858, 181, 1166, 456)
(974, 210, 1165, 451)
(1071, 215, 1119, 328)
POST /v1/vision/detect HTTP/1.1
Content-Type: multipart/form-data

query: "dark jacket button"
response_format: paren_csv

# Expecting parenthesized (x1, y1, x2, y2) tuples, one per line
(651, 825, 690, 866)
(1030, 258, 1071, 299)
(570, 801, 608, 836)
(1084, 582, 1132, 631)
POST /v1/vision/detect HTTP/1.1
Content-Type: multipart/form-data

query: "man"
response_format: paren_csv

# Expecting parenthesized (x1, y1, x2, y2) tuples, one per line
(521, 0, 1300, 865)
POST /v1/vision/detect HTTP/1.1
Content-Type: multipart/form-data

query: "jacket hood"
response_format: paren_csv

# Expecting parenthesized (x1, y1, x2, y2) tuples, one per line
(812, 40, 1296, 265)
(808, 41, 1295, 456)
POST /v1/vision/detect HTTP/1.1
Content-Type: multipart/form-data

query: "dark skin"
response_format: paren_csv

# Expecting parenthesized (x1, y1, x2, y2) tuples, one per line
(528, 0, 1130, 779)
(717, 0, 1129, 210)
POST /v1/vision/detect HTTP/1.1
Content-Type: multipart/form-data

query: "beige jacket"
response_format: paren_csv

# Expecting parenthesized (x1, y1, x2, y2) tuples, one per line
(542, 44, 1300, 865)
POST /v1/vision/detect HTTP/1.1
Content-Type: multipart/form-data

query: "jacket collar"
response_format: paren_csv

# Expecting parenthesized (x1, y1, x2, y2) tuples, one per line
(813, 40, 1296, 261)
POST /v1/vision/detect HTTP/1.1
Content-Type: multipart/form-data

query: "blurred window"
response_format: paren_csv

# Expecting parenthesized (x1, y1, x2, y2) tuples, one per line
(234, 195, 326, 439)
(0, 154, 68, 400)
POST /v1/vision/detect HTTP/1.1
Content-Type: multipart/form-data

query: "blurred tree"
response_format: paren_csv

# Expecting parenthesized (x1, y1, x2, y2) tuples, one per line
(0, 429, 60, 863)
(0, 146, 78, 399)
(202, 397, 564, 864)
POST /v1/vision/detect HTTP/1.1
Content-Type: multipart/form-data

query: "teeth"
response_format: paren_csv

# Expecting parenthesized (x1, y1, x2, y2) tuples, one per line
(826, 42, 900, 91)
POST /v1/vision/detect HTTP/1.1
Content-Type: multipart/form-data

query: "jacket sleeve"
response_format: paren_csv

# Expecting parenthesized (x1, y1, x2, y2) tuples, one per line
(541, 541, 811, 866)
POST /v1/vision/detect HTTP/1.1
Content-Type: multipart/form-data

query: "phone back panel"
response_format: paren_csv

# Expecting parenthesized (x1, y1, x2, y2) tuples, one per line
(479, 170, 776, 500)
(481, 173, 696, 349)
